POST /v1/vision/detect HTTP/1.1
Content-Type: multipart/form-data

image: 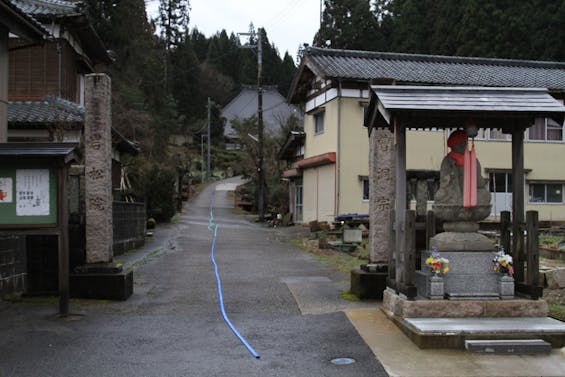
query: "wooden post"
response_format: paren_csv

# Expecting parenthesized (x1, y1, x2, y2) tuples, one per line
(58, 164, 69, 316)
(0, 25, 8, 143)
(426, 210, 435, 250)
(394, 125, 406, 291)
(526, 210, 541, 299)
(500, 211, 511, 253)
(511, 127, 525, 284)
(388, 208, 396, 290)
(404, 210, 416, 299)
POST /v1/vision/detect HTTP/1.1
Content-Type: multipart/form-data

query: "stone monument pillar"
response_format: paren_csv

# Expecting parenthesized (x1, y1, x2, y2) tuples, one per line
(84, 74, 113, 264)
(369, 129, 395, 265)
(350, 129, 394, 299)
(71, 74, 133, 300)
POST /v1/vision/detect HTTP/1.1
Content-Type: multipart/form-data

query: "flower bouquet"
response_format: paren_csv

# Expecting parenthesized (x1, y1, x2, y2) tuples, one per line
(492, 246, 514, 276)
(425, 247, 449, 276)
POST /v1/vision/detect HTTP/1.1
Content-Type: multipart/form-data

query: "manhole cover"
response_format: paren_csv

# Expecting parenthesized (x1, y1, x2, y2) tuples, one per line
(330, 357, 356, 365)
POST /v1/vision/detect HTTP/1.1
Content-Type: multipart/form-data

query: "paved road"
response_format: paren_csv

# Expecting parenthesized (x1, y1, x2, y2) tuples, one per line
(0, 177, 388, 377)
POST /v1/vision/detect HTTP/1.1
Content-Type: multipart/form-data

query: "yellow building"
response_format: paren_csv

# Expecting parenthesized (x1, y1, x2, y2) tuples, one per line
(286, 48, 565, 224)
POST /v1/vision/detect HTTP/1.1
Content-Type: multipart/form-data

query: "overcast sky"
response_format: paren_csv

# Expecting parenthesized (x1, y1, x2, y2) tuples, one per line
(146, 0, 321, 60)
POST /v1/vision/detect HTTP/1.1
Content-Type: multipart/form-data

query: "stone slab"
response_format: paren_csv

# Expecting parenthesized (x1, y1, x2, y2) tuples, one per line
(546, 268, 565, 289)
(406, 317, 565, 334)
(465, 339, 552, 354)
(397, 317, 565, 349)
(343, 229, 362, 243)
(430, 231, 494, 251)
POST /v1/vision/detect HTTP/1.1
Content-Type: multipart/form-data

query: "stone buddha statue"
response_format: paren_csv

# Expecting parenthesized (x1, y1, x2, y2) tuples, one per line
(431, 129, 493, 250)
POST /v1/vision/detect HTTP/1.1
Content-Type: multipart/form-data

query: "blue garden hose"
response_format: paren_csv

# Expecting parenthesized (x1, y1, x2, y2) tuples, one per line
(208, 190, 260, 359)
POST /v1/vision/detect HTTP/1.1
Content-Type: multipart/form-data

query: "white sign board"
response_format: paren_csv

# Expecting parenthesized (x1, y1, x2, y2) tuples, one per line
(16, 169, 50, 216)
(0, 177, 13, 203)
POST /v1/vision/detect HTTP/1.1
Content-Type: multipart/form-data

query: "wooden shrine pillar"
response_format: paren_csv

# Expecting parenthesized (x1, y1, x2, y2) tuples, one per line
(511, 127, 525, 284)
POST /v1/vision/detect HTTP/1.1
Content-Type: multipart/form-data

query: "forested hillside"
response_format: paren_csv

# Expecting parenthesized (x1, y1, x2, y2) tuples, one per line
(314, 0, 565, 61)
(82, 0, 565, 221)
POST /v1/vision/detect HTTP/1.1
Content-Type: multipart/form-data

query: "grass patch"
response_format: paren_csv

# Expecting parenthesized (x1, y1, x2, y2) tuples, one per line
(341, 290, 360, 302)
(549, 303, 565, 321)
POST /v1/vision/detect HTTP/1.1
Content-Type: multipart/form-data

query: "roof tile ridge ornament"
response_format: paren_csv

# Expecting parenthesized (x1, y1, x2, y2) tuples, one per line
(305, 46, 565, 70)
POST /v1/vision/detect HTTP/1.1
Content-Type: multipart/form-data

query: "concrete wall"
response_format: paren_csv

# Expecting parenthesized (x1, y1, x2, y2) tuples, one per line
(338, 97, 370, 216)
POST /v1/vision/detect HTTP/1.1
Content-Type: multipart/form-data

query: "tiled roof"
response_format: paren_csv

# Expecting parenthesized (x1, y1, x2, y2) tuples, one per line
(8, 96, 84, 124)
(0, 143, 78, 163)
(300, 47, 565, 91)
(222, 86, 301, 138)
(0, 0, 48, 38)
(11, 0, 81, 18)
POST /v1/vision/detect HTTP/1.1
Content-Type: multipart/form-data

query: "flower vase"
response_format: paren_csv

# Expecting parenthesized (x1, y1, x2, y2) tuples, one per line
(498, 274, 514, 299)
(427, 275, 444, 300)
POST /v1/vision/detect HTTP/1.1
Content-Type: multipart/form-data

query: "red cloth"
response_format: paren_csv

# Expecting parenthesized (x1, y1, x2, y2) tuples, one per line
(448, 151, 465, 166)
(463, 141, 478, 208)
(447, 130, 467, 148)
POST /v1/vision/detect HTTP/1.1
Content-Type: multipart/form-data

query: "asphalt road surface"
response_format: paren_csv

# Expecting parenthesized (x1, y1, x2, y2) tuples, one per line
(0, 177, 388, 377)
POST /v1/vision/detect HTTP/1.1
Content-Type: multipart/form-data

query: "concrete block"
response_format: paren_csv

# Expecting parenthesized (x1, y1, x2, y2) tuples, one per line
(350, 268, 387, 300)
(70, 269, 133, 300)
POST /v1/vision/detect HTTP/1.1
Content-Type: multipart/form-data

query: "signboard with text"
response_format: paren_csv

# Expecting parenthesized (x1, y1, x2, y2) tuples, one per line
(0, 166, 57, 226)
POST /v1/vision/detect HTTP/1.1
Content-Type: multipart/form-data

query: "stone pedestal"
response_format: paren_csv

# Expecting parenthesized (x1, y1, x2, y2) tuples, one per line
(70, 264, 133, 300)
(350, 266, 387, 300)
(499, 275, 515, 299)
(416, 250, 513, 299)
(427, 275, 444, 300)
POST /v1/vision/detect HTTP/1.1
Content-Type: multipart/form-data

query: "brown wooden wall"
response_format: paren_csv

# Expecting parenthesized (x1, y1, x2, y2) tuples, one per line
(8, 39, 79, 102)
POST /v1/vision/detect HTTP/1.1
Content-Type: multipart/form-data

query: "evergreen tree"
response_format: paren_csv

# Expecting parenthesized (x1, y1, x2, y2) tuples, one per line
(314, 0, 379, 50)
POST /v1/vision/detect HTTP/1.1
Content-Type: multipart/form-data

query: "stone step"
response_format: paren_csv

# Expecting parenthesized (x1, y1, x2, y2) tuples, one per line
(465, 339, 552, 354)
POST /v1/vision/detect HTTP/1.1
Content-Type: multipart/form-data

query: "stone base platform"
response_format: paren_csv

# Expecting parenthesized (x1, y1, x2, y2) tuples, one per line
(382, 289, 565, 349)
(70, 263, 133, 300)
(350, 267, 387, 300)
(383, 288, 548, 318)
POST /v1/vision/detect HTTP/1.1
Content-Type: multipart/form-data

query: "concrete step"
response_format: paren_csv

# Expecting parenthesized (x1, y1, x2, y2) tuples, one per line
(465, 339, 552, 354)
(398, 317, 565, 349)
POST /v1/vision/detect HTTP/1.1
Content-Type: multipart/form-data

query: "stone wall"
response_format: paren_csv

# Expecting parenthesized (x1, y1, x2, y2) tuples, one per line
(113, 201, 146, 256)
(0, 235, 26, 296)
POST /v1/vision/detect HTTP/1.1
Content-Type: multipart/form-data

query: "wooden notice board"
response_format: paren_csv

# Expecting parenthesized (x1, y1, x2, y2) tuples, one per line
(0, 165, 57, 226)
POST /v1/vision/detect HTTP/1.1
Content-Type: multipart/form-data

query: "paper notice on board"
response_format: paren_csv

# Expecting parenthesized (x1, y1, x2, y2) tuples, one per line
(0, 177, 13, 203)
(16, 169, 50, 216)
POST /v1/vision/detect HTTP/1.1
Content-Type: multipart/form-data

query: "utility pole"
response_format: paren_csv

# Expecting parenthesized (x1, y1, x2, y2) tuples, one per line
(238, 29, 265, 221)
(207, 97, 211, 180)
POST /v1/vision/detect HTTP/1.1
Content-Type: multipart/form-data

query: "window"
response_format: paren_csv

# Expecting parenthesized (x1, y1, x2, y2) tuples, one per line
(528, 118, 564, 141)
(314, 111, 325, 134)
(475, 128, 510, 141)
(362, 177, 369, 200)
(489, 172, 512, 193)
(529, 183, 563, 203)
